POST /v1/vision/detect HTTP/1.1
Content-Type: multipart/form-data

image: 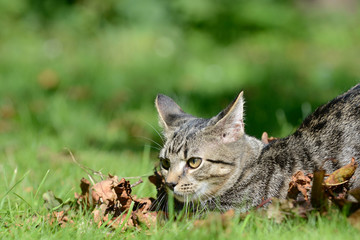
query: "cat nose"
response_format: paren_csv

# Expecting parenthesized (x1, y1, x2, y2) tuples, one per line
(165, 181, 177, 190)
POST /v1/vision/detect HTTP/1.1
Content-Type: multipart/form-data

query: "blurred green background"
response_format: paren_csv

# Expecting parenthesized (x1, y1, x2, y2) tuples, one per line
(0, 0, 359, 170)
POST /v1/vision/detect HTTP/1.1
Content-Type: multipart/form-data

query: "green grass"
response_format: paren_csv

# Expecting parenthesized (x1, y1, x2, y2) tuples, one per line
(1, 142, 359, 239)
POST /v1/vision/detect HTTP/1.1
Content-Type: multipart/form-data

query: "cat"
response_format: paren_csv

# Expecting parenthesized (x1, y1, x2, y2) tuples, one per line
(155, 84, 360, 211)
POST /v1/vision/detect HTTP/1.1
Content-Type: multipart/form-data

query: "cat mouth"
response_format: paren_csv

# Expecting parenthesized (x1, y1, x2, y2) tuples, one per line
(172, 184, 209, 202)
(168, 187, 197, 202)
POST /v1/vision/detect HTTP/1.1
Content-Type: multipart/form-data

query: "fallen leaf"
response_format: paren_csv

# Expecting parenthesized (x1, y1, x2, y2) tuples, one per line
(78, 175, 158, 231)
(324, 158, 357, 186)
(287, 171, 312, 201)
(92, 203, 108, 224)
(135, 197, 154, 213)
(114, 178, 134, 212)
(148, 170, 167, 211)
(80, 178, 91, 195)
(109, 212, 137, 230)
(261, 132, 278, 145)
(91, 175, 120, 205)
(75, 178, 92, 208)
(148, 170, 165, 193)
(134, 211, 158, 229)
(45, 173, 160, 232)
(47, 210, 74, 228)
(51, 211, 74, 228)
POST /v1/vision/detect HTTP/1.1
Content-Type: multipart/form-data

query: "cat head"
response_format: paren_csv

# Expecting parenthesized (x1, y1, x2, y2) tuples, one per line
(155, 93, 246, 203)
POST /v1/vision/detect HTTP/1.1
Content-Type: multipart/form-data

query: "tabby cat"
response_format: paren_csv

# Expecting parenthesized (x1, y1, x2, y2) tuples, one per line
(155, 84, 360, 211)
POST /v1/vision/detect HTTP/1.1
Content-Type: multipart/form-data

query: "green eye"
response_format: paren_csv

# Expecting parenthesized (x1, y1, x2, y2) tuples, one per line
(187, 157, 202, 169)
(160, 158, 170, 170)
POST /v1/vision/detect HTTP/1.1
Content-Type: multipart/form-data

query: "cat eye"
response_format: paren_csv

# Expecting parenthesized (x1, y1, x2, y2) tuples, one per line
(187, 157, 202, 169)
(160, 158, 170, 170)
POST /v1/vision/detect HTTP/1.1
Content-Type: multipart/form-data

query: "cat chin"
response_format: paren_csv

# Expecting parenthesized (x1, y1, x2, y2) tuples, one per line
(173, 193, 205, 203)
(171, 190, 200, 202)
(172, 192, 189, 202)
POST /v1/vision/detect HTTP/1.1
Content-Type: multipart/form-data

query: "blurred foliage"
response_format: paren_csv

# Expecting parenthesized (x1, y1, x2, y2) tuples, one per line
(0, 0, 359, 154)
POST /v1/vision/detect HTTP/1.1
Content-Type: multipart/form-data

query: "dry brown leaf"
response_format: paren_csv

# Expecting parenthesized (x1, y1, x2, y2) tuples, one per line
(261, 132, 278, 145)
(113, 178, 134, 211)
(148, 171, 165, 192)
(135, 197, 154, 213)
(92, 203, 108, 224)
(75, 178, 91, 208)
(48, 210, 74, 228)
(80, 178, 91, 195)
(134, 211, 158, 229)
(324, 158, 357, 186)
(97, 212, 137, 231)
(81, 175, 158, 231)
(91, 176, 120, 205)
(148, 170, 167, 211)
(46, 174, 157, 231)
(287, 171, 312, 201)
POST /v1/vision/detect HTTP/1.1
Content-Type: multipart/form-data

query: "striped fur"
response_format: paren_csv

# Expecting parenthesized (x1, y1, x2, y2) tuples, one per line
(155, 84, 360, 211)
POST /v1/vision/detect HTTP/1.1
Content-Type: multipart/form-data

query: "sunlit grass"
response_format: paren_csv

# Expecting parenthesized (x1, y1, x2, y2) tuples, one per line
(1, 142, 359, 239)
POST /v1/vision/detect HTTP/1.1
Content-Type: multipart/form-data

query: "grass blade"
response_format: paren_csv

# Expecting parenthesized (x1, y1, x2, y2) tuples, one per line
(167, 191, 175, 221)
(117, 200, 135, 231)
(0, 170, 30, 201)
(34, 169, 50, 200)
(239, 213, 251, 234)
(12, 192, 35, 213)
(0, 170, 30, 210)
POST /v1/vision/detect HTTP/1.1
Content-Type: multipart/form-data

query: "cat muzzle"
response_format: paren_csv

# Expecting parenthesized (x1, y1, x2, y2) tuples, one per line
(165, 181, 177, 191)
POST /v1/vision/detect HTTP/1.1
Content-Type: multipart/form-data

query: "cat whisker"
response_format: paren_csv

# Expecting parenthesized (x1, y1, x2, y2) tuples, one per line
(151, 192, 166, 211)
(135, 136, 163, 149)
(199, 202, 208, 216)
(140, 144, 161, 151)
(196, 196, 208, 216)
(202, 192, 223, 213)
(142, 121, 165, 143)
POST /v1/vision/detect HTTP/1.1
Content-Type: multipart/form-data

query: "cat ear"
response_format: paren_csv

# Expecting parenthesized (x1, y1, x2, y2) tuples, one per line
(211, 92, 245, 143)
(155, 94, 194, 131)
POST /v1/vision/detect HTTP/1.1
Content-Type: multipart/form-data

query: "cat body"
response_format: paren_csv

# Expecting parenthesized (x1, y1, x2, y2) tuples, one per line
(155, 84, 360, 211)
